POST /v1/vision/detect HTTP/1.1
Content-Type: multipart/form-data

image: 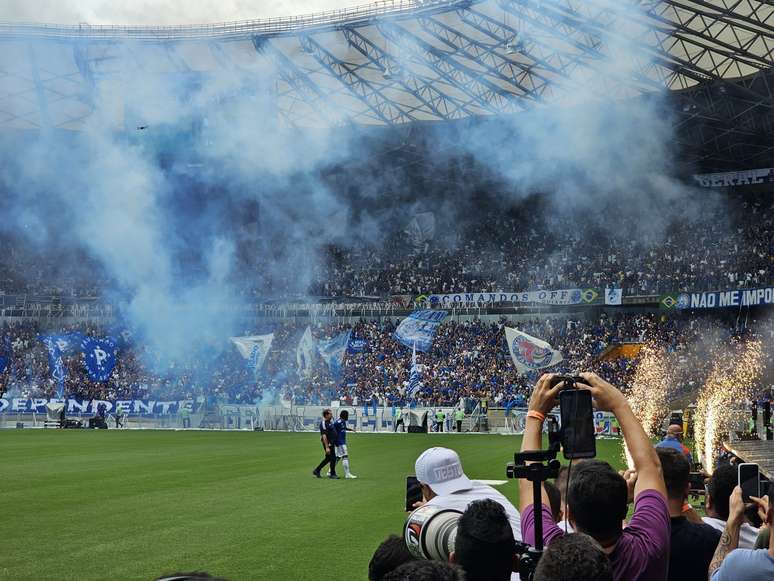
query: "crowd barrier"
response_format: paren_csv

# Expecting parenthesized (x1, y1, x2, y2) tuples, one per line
(1, 402, 618, 435)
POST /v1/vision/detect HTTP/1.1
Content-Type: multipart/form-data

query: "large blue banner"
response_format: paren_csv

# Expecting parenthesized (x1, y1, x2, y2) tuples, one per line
(0, 397, 195, 416)
(0, 335, 12, 374)
(81, 336, 119, 382)
(317, 330, 352, 379)
(38, 335, 68, 397)
(44, 332, 85, 356)
(394, 310, 448, 352)
(676, 286, 774, 310)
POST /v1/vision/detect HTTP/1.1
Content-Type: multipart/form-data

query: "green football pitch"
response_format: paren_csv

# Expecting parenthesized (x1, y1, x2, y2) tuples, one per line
(1, 430, 626, 581)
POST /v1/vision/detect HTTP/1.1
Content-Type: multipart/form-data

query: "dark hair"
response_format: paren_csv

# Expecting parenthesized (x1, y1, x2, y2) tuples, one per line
(369, 535, 415, 581)
(155, 573, 228, 581)
(706, 464, 736, 521)
(383, 560, 465, 581)
(656, 447, 690, 500)
(533, 533, 613, 581)
(544, 481, 562, 522)
(454, 499, 514, 581)
(566, 460, 627, 540)
(340, 409, 349, 420)
(555, 459, 587, 503)
(322, 408, 332, 418)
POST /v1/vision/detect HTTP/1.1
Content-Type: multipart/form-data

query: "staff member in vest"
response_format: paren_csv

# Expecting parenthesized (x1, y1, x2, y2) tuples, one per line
(313, 409, 339, 479)
(435, 409, 446, 432)
(115, 403, 124, 429)
(455, 408, 465, 433)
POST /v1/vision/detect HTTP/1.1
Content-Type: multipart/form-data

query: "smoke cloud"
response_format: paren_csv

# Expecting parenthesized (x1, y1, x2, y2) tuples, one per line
(0, 1, 726, 380)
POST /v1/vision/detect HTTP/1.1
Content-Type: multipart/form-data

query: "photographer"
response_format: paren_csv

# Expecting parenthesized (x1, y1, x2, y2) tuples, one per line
(413, 447, 522, 540)
(519, 372, 669, 581)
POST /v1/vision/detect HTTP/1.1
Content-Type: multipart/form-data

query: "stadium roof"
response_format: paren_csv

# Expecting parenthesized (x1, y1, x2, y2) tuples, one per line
(1, 0, 773, 170)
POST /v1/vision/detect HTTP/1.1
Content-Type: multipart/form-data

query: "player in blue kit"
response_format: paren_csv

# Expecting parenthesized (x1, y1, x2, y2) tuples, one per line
(334, 410, 358, 479)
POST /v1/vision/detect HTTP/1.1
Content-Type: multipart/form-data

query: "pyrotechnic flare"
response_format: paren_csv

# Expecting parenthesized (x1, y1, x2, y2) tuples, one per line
(623, 344, 672, 468)
(694, 339, 762, 474)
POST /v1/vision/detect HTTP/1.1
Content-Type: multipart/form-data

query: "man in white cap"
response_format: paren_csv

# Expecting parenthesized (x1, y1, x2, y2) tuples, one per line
(413, 447, 522, 540)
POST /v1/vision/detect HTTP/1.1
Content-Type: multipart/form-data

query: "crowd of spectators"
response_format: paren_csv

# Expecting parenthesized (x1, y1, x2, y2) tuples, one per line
(1, 311, 771, 409)
(0, 195, 770, 302)
(364, 373, 773, 580)
(306, 195, 773, 299)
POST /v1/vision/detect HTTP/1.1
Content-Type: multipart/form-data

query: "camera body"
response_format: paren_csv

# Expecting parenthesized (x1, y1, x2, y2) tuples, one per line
(404, 504, 543, 579)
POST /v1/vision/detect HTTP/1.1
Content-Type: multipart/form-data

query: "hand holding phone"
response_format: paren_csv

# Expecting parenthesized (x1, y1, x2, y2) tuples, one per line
(559, 388, 596, 459)
(739, 463, 760, 502)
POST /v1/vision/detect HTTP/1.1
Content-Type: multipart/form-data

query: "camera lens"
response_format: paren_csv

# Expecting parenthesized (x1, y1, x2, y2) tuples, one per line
(404, 505, 463, 561)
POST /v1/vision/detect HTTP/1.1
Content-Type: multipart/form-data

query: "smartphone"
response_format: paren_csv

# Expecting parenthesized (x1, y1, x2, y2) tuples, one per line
(559, 388, 596, 459)
(406, 475, 423, 512)
(739, 463, 760, 502)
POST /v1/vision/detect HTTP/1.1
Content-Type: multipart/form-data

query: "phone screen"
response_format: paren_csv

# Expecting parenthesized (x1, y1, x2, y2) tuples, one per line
(559, 389, 596, 459)
(739, 463, 759, 502)
(406, 476, 423, 512)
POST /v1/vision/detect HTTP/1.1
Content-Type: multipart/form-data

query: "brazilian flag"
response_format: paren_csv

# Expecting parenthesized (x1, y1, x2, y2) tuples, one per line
(660, 294, 678, 310)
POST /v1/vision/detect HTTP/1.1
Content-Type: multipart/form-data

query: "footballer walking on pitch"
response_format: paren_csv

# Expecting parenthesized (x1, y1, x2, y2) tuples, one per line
(334, 410, 358, 479)
(312, 408, 339, 479)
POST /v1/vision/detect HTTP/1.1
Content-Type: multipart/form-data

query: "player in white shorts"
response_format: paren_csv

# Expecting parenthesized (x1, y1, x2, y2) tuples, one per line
(333, 410, 357, 479)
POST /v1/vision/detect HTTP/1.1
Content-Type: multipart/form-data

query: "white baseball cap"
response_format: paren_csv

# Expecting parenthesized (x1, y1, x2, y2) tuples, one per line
(415, 447, 472, 496)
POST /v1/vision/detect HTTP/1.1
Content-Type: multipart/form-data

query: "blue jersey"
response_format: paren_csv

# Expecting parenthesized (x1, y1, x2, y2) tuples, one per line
(333, 418, 348, 446)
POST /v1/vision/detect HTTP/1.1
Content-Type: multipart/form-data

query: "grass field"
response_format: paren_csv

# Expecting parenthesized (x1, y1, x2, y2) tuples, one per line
(1, 430, 626, 581)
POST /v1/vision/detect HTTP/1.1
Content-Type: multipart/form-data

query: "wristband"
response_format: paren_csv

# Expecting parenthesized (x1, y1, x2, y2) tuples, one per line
(527, 410, 546, 422)
(681, 503, 692, 513)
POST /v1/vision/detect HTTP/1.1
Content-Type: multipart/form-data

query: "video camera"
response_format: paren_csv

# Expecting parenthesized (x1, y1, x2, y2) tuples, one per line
(403, 375, 598, 580)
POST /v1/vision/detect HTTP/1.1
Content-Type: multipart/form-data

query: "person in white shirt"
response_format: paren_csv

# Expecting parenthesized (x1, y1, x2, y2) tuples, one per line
(412, 447, 522, 541)
(703, 464, 760, 548)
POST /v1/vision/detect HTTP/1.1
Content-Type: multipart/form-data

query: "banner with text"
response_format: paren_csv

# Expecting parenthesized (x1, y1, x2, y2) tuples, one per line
(693, 167, 774, 188)
(424, 289, 600, 307)
(0, 397, 196, 416)
(675, 287, 774, 310)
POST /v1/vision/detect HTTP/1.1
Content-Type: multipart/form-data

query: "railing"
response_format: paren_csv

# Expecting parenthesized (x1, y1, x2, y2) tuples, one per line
(0, 1, 459, 40)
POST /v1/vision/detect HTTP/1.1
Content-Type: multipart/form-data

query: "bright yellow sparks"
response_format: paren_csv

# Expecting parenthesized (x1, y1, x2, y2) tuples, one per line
(694, 339, 762, 474)
(623, 344, 672, 469)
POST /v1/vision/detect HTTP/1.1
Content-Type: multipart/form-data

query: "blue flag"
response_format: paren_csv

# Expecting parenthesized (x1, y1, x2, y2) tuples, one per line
(408, 343, 421, 398)
(80, 336, 119, 382)
(45, 332, 85, 356)
(110, 327, 134, 349)
(39, 335, 68, 397)
(317, 330, 352, 379)
(394, 310, 448, 352)
(0, 335, 12, 374)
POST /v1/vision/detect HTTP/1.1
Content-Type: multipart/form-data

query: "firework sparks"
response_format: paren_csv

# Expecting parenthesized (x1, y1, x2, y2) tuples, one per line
(694, 339, 762, 474)
(623, 344, 672, 469)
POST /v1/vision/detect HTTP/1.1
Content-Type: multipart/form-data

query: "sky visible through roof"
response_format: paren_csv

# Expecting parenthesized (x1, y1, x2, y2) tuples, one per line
(0, 0, 370, 25)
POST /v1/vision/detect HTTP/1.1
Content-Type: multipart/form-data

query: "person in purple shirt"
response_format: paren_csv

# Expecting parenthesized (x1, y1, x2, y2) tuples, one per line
(519, 373, 670, 581)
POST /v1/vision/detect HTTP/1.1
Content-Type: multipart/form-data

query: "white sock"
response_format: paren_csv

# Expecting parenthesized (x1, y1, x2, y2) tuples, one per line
(343, 457, 351, 476)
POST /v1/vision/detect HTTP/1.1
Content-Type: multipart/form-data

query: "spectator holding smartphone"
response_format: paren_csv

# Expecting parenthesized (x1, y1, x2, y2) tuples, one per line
(519, 372, 670, 581)
(708, 486, 773, 579)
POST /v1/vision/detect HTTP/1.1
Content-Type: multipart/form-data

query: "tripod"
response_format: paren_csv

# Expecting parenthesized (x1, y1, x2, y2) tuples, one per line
(506, 446, 561, 580)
